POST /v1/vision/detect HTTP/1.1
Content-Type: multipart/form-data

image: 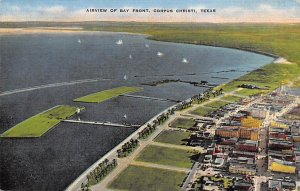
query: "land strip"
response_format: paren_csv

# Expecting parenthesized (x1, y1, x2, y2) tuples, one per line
(74, 86, 143, 103)
(1, 105, 81, 138)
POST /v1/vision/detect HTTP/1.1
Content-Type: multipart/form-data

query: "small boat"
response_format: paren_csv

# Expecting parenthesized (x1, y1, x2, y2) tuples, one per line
(123, 114, 127, 119)
(182, 58, 189, 63)
(123, 75, 128, 80)
(116, 39, 123, 45)
(77, 39, 81, 44)
(157, 52, 164, 57)
(145, 44, 149, 48)
(129, 54, 132, 59)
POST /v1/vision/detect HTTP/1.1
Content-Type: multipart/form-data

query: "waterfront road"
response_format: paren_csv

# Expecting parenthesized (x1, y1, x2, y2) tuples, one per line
(91, 112, 180, 191)
(87, 88, 251, 191)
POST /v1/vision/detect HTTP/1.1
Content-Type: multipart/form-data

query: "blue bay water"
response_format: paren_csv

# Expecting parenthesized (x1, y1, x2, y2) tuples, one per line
(0, 31, 273, 190)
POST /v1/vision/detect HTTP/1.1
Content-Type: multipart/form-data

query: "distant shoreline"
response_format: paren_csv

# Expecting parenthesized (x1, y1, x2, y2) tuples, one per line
(0, 27, 278, 60)
(0, 28, 148, 37)
(0, 28, 82, 35)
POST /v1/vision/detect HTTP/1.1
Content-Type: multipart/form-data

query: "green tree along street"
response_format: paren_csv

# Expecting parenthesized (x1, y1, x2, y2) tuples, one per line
(82, 159, 118, 191)
(117, 139, 139, 158)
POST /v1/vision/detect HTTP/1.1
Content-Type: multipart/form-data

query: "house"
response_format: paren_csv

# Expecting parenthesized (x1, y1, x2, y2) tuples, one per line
(235, 140, 258, 152)
(241, 116, 262, 128)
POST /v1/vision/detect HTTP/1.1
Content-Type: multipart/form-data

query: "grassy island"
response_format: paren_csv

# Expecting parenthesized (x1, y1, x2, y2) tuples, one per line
(74, 86, 143, 103)
(0, 105, 80, 138)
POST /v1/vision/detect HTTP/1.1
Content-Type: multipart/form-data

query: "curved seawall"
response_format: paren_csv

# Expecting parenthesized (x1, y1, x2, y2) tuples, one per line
(65, 104, 178, 191)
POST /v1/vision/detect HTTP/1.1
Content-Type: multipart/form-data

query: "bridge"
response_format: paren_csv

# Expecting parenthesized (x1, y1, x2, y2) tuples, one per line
(62, 119, 140, 128)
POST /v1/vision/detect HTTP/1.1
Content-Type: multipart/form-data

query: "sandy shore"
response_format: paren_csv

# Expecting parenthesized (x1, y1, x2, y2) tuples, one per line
(273, 57, 292, 64)
(0, 28, 86, 35)
(0, 28, 148, 37)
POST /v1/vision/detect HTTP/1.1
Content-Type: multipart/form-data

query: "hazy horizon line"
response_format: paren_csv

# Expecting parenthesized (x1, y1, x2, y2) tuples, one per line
(1, 20, 300, 24)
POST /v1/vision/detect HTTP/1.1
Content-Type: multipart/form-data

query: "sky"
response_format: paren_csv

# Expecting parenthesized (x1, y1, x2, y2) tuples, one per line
(1, 0, 300, 23)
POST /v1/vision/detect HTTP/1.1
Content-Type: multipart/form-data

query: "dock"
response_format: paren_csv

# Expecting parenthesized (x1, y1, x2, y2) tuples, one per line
(62, 119, 140, 128)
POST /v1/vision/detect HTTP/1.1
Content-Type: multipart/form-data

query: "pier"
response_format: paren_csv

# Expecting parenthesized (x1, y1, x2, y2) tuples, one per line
(0, 78, 111, 97)
(62, 119, 140, 128)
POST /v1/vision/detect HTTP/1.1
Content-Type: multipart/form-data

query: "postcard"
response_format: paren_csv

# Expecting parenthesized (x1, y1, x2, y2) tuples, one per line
(0, 1, 300, 191)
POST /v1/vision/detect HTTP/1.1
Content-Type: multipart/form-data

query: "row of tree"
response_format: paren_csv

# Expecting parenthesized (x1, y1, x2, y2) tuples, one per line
(138, 107, 176, 139)
(212, 88, 224, 97)
(192, 88, 223, 104)
(138, 123, 157, 139)
(117, 138, 139, 158)
(176, 99, 193, 110)
(82, 159, 117, 190)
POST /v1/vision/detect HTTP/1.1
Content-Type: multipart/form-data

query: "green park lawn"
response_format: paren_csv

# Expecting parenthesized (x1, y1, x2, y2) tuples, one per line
(220, 63, 300, 96)
(108, 165, 186, 191)
(221, 95, 242, 103)
(135, 145, 198, 168)
(74, 86, 142, 103)
(190, 106, 215, 116)
(236, 88, 267, 97)
(0, 105, 80, 138)
(154, 130, 191, 145)
(169, 118, 196, 129)
(204, 100, 229, 109)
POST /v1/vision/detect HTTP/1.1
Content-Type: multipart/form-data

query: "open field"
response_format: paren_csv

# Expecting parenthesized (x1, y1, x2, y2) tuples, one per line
(108, 165, 186, 191)
(190, 106, 216, 116)
(204, 100, 229, 109)
(236, 88, 267, 96)
(169, 117, 196, 129)
(221, 95, 242, 103)
(220, 63, 300, 96)
(73, 86, 142, 103)
(0, 105, 79, 138)
(135, 145, 198, 168)
(154, 130, 191, 145)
